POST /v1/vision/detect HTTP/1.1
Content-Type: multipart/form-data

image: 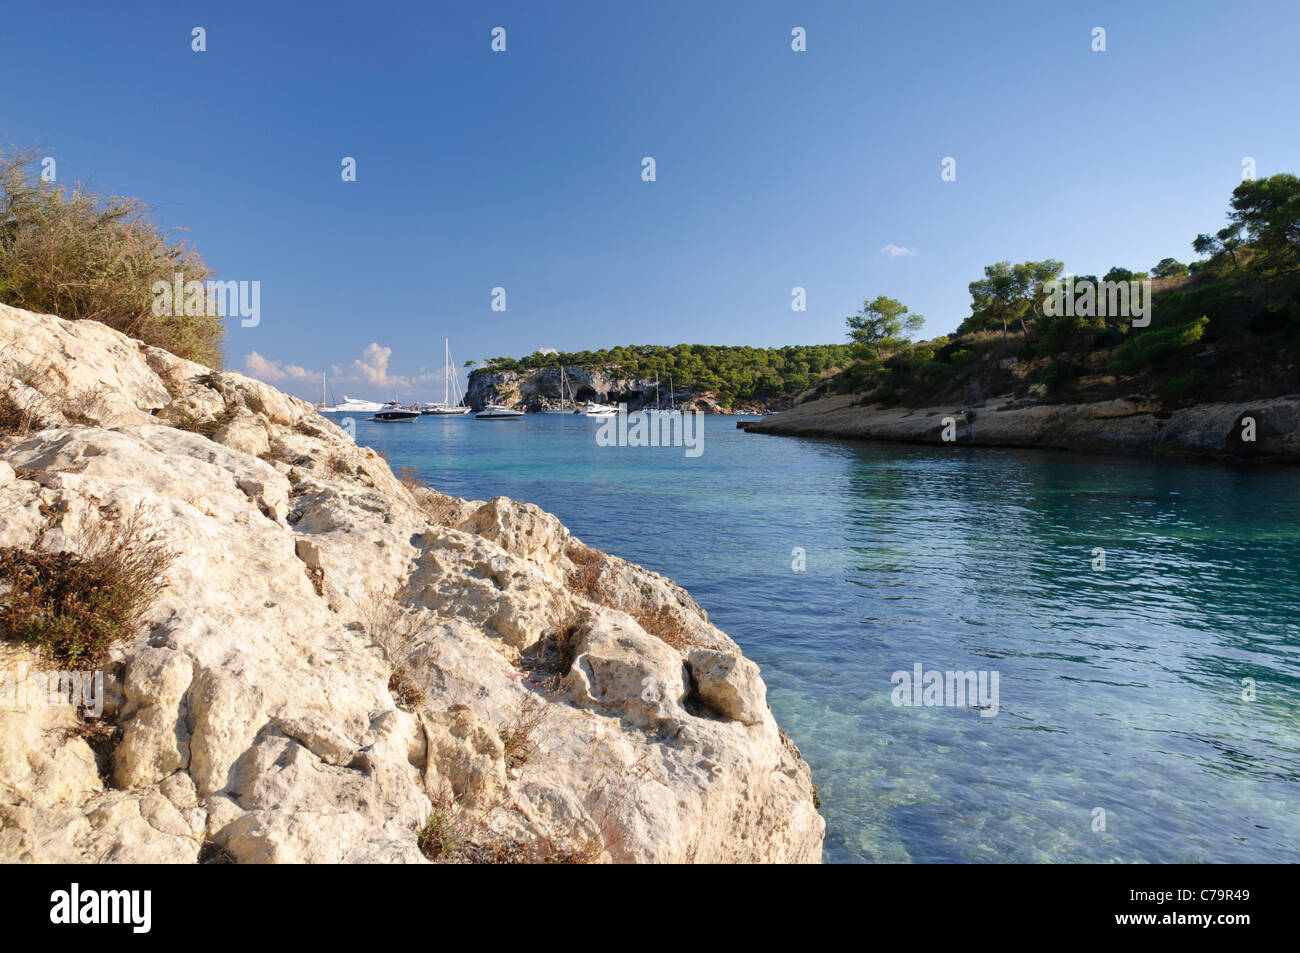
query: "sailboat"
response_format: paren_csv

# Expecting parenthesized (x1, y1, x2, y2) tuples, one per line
(422, 339, 472, 416)
(647, 375, 681, 415)
(315, 372, 332, 411)
(540, 364, 579, 414)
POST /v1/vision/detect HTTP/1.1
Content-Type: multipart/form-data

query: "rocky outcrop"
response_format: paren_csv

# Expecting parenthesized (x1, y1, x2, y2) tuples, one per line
(465, 367, 782, 414)
(746, 392, 1300, 461)
(0, 302, 823, 864)
(466, 366, 682, 413)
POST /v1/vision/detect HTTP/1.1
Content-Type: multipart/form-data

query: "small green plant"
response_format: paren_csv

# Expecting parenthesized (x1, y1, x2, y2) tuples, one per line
(417, 806, 463, 859)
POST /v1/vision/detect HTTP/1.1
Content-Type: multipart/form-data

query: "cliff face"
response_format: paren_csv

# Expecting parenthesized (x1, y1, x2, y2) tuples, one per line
(747, 392, 1300, 461)
(466, 366, 671, 412)
(465, 366, 782, 414)
(0, 303, 823, 863)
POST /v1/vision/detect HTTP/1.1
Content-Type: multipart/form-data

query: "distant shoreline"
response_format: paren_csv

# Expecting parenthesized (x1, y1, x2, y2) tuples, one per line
(744, 393, 1300, 464)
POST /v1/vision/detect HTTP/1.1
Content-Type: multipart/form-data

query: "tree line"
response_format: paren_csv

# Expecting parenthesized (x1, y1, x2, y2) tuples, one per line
(472, 343, 855, 404)
(841, 173, 1300, 402)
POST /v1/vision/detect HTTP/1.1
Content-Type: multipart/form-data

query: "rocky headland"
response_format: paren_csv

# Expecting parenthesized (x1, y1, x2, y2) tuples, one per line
(466, 366, 784, 415)
(0, 303, 823, 863)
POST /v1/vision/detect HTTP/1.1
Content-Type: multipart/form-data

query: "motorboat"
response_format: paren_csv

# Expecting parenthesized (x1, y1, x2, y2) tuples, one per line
(373, 400, 421, 422)
(579, 401, 618, 417)
(475, 404, 524, 419)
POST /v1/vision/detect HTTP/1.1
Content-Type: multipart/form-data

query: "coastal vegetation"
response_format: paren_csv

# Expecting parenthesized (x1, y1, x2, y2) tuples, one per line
(0, 145, 221, 365)
(474, 342, 855, 406)
(830, 174, 1300, 409)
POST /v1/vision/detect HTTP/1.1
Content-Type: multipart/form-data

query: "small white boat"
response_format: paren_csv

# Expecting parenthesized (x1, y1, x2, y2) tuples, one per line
(422, 403, 471, 416)
(580, 402, 618, 417)
(476, 403, 524, 419)
(373, 400, 421, 422)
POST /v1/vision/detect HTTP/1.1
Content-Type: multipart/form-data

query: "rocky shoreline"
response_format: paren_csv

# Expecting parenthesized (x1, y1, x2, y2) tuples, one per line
(746, 392, 1300, 462)
(0, 303, 823, 863)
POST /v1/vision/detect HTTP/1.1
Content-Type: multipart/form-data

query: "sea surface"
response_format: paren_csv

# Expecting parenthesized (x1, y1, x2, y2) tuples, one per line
(329, 410, 1300, 863)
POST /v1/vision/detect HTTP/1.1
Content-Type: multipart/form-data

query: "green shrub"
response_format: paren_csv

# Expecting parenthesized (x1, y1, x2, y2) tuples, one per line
(1040, 358, 1083, 393)
(1159, 371, 1203, 403)
(1108, 316, 1209, 376)
(0, 146, 222, 366)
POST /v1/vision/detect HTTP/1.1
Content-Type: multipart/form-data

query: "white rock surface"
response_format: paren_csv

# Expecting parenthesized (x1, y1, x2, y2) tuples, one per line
(0, 303, 823, 864)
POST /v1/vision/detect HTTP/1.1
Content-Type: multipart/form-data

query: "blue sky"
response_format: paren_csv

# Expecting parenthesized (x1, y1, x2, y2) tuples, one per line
(4, 0, 1298, 400)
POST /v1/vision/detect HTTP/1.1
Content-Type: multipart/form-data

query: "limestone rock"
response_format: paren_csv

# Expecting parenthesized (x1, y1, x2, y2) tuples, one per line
(687, 648, 768, 725)
(0, 302, 824, 864)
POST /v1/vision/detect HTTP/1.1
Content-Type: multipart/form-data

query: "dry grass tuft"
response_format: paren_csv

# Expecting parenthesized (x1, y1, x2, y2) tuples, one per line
(499, 692, 549, 770)
(564, 542, 603, 600)
(625, 606, 692, 652)
(0, 504, 176, 667)
(358, 587, 430, 713)
(0, 387, 38, 437)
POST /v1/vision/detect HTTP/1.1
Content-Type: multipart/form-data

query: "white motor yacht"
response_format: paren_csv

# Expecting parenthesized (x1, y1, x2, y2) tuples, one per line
(373, 400, 421, 422)
(476, 404, 524, 419)
(322, 395, 384, 414)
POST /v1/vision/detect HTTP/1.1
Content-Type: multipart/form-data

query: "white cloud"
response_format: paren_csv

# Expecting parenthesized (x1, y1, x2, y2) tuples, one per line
(244, 344, 441, 400)
(244, 351, 314, 383)
(353, 342, 397, 387)
(880, 244, 918, 257)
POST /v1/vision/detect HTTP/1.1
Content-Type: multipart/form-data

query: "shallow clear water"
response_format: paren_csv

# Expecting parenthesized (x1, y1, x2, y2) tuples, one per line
(332, 411, 1300, 863)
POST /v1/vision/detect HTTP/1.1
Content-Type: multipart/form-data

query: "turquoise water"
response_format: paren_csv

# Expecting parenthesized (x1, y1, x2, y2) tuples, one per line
(332, 411, 1300, 863)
